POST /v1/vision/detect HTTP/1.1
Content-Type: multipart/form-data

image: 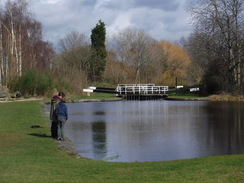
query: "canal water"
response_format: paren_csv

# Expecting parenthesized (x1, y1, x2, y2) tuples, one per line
(64, 100, 244, 162)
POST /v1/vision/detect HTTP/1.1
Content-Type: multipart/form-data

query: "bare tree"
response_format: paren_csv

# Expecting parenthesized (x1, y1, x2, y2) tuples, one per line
(180, 32, 215, 85)
(0, 0, 54, 87)
(0, 6, 3, 85)
(55, 31, 92, 91)
(112, 28, 157, 83)
(103, 51, 127, 84)
(190, 0, 244, 92)
(58, 30, 88, 52)
(3, 0, 31, 77)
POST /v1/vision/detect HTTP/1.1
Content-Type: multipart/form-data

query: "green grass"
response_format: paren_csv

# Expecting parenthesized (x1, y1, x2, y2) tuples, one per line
(1, 101, 244, 182)
(168, 93, 207, 99)
(44, 93, 118, 103)
(72, 93, 117, 100)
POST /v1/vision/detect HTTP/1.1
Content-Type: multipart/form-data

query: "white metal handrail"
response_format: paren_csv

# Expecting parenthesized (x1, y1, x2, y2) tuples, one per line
(116, 84, 168, 95)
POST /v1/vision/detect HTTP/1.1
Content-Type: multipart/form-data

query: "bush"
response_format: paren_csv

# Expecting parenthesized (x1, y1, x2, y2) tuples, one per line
(9, 69, 54, 96)
(53, 78, 74, 96)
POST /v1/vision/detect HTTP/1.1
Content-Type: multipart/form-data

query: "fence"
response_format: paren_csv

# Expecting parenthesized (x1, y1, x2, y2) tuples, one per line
(116, 84, 169, 95)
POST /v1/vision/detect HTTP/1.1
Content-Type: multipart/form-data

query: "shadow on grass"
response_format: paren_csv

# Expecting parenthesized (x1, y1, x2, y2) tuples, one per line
(29, 133, 52, 138)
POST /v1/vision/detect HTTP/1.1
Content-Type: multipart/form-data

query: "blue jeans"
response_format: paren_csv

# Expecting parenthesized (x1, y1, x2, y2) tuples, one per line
(57, 117, 66, 140)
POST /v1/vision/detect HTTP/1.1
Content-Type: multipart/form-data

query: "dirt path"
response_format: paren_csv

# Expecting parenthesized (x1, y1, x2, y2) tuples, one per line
(0, 97, 44, 102)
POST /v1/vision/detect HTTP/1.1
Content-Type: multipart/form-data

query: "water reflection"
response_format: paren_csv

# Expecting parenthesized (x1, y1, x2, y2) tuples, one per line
(206, 102, 244, 155)
(92, 121, 107, 160)
(64, 101, 244, 162)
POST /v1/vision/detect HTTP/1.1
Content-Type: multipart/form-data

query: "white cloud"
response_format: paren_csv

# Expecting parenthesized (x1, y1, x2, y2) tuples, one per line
(107, 13, 133, 38)
(29, 0, 193, 44)
(93, 0, 111, 13)
(44, 0, 63, 4)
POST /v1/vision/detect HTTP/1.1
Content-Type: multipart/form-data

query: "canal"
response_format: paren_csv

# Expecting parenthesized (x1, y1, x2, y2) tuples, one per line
(63, 100, 244, 162)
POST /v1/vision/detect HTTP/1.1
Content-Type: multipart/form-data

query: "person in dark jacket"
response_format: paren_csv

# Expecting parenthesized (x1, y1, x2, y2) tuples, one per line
(50, 92, 65, 138)
(56, 98, 68, 141)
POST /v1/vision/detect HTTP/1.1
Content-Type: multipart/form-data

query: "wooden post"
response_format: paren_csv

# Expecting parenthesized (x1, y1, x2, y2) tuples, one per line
(175, 77, 178, 93)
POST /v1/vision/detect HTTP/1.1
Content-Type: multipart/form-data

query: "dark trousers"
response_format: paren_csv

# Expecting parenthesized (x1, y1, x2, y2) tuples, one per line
(51, 122, 58, 138)
(57, 117, 66, 140)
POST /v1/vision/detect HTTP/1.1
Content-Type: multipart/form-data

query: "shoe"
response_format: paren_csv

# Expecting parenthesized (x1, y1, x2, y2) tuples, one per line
(58, 138, 62, 141)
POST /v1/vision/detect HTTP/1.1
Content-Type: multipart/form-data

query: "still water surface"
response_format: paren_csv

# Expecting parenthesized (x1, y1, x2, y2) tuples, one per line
(65, 100, 244, 162)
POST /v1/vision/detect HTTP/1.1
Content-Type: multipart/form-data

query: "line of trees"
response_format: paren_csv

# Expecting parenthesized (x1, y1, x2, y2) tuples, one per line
(53, 20, 107, 93)
(54, 27, 194, 93)
(1, 0, 243, 96)
(0, 0, 54, 88)
(103, 29, 193, 86)
(183, 0, 244, 93)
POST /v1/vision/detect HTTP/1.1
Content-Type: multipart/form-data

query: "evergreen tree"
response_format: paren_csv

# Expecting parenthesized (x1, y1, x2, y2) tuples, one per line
(90, 20, 107, 81)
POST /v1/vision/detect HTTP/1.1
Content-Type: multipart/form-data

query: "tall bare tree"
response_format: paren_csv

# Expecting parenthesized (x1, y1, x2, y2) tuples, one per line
(0, 0, 54, 86)
(55, 31, 92, 91)
(190, 0, 244, 92)
(3, 0, 31, 78)
(112, 28, 157, 83)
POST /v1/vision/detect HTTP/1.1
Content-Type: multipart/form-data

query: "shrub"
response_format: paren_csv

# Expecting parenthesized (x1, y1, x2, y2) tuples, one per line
(9, 69, 54, 96)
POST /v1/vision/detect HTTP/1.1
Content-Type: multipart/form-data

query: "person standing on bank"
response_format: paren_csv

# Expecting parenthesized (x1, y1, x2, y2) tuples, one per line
(56, 98, 68, 141)
(50, 92, 65, 138)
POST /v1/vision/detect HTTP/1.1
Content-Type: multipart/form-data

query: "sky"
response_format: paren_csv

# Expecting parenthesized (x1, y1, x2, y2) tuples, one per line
(30, 0, 193, 45)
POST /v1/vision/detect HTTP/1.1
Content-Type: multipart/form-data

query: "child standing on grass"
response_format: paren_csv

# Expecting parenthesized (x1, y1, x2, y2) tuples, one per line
(56, 98, 68, 141)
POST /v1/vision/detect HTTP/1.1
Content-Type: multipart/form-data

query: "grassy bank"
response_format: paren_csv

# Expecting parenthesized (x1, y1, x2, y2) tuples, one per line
(167, 93, 208, 100)
(72, 93, 207, 101)
(1, 101, 244, 182)
(73, 93, 116, 99)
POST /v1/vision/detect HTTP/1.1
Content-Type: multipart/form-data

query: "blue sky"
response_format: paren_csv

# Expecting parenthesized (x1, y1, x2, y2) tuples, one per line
(30, 0, 193, 44)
